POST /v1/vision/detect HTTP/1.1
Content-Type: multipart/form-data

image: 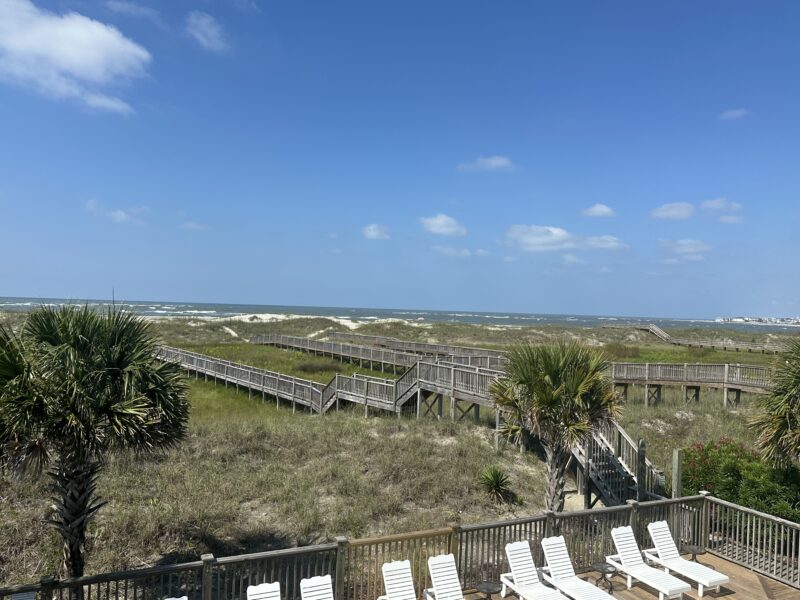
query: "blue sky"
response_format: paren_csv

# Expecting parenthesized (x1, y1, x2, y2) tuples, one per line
(1, 1, 799, 319)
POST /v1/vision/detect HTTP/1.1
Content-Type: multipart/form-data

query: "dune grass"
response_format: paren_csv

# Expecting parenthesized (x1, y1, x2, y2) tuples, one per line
(0, 379, 546, 586)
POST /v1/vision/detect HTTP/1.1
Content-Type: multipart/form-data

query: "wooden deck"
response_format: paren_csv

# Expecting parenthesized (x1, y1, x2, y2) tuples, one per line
(481, 554, 796, 600)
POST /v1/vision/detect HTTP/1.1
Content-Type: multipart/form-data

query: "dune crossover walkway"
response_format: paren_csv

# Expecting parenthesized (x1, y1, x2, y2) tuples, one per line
(610, 322, 788, 353)
(159, 337, 670, 507)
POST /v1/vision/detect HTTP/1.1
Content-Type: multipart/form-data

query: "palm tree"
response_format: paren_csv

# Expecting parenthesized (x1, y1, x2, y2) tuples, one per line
(0, 305, 189, 579)
(490, 341, 620, 512)
(752, 340, 800, 468)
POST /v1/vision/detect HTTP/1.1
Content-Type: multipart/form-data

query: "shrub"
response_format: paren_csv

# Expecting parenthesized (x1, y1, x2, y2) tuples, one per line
(603, 342, 641, 360)
(479, 465, 517, 504)
(682, 438, 800, 521)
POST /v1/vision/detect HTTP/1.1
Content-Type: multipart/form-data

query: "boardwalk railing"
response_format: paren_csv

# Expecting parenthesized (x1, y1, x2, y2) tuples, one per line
(6, 494, 798, 600)
(611, 362, 772, 391)
(257, 334, 773, 393)
(328, 332, 509, 360)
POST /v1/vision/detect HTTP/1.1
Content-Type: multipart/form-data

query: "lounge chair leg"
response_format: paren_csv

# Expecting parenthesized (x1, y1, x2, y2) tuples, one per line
(627, 576, 632, 589)
(698, 583, 704, 597)
(500, 585, 506, 597)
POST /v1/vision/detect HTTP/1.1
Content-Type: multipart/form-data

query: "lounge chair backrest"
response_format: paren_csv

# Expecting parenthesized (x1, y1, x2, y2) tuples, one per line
(427, 554, 464, 600)
(505, 541, 540, 588)
(611, 526, 645, 567)
(382, 559, 416, 600)
(247, 582, 281, 600)
(648, 521, 681, 561)
(300, 575, 334, 600)
(12, 594, 36, 600)
(540, 536, 576, 581)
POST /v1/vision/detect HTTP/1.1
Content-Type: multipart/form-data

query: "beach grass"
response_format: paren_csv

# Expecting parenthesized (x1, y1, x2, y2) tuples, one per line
(0, 379, 546, 586)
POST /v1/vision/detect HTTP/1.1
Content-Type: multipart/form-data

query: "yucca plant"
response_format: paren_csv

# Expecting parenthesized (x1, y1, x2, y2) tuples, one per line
(491, 341, 620, 512)
(752, 340, 800, 467)
(479, 465, 512, 504)
(0, 306, 189, 580)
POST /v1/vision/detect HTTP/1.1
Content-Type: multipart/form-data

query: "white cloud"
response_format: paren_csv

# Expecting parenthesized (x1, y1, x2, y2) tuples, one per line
(456, 155, 515, 172)
(701, 197, 744, 224)
(581, 203, 615, 217)
(661, 239, 711, 263)
(362, 223, 389, 240)
(105, 1, 165, 28)
(86, 200, 147, 224)
(474, 249, 489, 257)
(181, 221, 208, 230)
(420, 213, 467, 236)
(0, 0, 151, 113)
(651, 202, 694, 220)
(185, 11, 227, 52)
(719, 108, 749, 121)
(504, 225, 625, 253)
(433, 246, 472, 258)
(701, 197, 742, 213)
(502, 256, 516, 263)
(585, 235, 626, 250)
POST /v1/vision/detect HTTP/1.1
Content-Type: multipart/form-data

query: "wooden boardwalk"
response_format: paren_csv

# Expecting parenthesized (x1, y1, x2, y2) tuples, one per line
(623, 323, 788, 354)
(158, 344, 665, 506)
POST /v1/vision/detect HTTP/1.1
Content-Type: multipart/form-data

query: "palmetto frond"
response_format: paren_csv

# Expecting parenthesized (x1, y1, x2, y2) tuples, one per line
(752, 340, 800, 468)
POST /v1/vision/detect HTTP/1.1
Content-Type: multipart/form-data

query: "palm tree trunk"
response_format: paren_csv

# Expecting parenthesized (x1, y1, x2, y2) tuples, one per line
(544, 443, 570, 512)
(48, 455, 106, 583)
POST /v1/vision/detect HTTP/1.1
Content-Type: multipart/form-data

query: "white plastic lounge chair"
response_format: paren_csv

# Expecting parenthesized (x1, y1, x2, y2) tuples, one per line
(247, 582, 281, 600)
(500, 541, 564, 600)
(300, 575, 334, 600)
(379, 559, 417, 600)
(424, 554, 464, 600)
(645, 521, 729, 597)
(606, 526, 690, 600)
(540, 536, 614, 600)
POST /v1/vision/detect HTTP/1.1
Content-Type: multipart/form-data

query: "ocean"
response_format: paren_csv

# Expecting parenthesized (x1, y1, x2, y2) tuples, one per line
(0, 296, 794, 333)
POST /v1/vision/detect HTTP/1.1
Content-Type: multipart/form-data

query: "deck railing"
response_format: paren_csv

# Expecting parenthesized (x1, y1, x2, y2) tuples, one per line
(7, 495, 796, 600)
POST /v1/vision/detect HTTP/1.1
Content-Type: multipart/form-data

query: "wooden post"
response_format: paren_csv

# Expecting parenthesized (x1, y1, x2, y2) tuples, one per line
(671, 448, 683, 498)
(627, 499, 640, 533)
(699, 490, 711, 549)
(544, 511, 556, 538)
(335, 536, 348, 600)
(201, 553, 215, 600)
(584, 432, 592, 510)
(364, 380, 369, 418)
(40, 575, 55, 600)
(473, 404, 480, 423)
(437, 394, 443, 419)
(723, 363, 729, 407)
(636, 439, 647, 501)
(416, 388, 421, 418)
(449, 524, 461, 560)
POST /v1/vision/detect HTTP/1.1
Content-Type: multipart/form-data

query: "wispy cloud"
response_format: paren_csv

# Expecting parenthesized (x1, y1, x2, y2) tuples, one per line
(661, 238, 711, 263)
(0, 0, 151, 113)
(185, 11, 227, 52)
(181, 221, 208, 230)
(432, 246, 471, 258)
(362, 223, 389, 240)
(504, 225, 626, 253)
(581, 203, 615, 217)
(719, 108, 749, 121)
(105, 1, 166, 29)
(420, 213, 467, 236)
(456, 155, 515, 172)
(86, 199, 148, 224)
(651, 202, 694, 220)
(701, 197, 744, 224)
(562, 253, 586, 265)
